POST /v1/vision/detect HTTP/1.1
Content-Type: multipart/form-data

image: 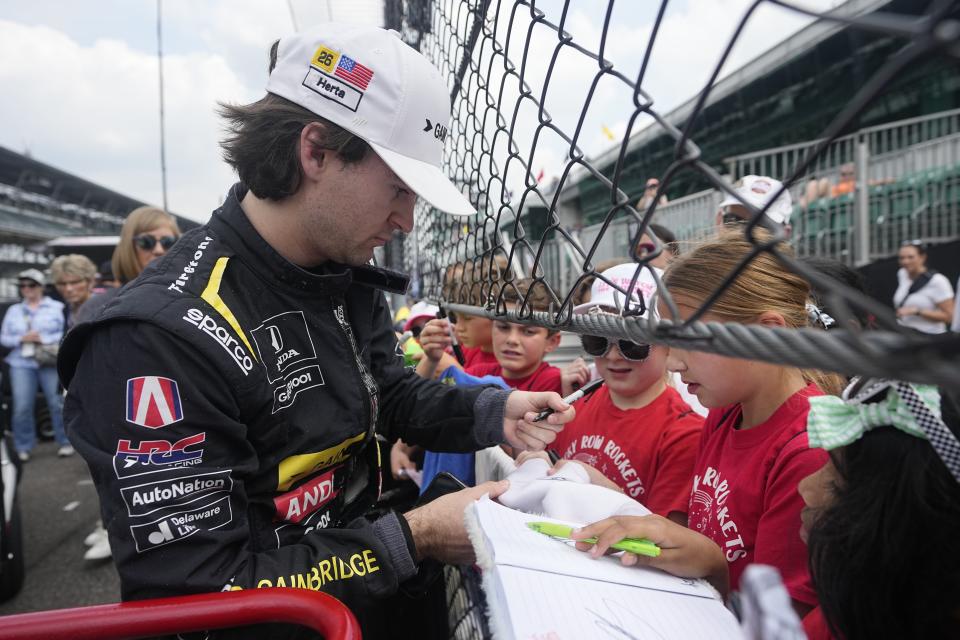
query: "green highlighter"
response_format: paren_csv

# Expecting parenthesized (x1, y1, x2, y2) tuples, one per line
(527, 521, 661, 558)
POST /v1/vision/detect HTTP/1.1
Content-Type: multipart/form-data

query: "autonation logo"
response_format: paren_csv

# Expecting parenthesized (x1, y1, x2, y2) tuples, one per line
(121, 470, 233, 517)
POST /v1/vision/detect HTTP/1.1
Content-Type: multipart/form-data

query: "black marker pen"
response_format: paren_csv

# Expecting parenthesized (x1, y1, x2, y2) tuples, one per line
(436, 304, 465, 366)
(532, 378, 604, 422)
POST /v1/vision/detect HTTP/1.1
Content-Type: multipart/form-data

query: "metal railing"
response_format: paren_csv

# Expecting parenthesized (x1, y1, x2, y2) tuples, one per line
(0, 588, 361, 640)
(725, 108, 960, 264)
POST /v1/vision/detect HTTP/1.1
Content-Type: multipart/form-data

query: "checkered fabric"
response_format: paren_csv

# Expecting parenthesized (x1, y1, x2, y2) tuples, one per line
(807, 378, 960, 484)
(894, 381, 960, 484)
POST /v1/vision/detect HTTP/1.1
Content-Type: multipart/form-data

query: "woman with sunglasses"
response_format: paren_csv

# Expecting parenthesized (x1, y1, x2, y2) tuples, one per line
(75, 206, 180, 325)
(0, 268, 71, 461)
(520, 264, 704, 523)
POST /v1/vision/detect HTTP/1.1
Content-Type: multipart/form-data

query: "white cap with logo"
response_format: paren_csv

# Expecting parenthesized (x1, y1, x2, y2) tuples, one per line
(719, 175, 793, 225)
(403, 300, 441, 331)
(266, 24, 475, 216)
(17, 268, 46, 286)
(573, 264, 661, 317)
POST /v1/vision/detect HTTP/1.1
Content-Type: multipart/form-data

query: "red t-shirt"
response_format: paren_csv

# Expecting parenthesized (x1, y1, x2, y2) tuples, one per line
(467, 360, 562, 393)
(462, 346, 499, 369)
(549, 386, 703, 516)
(686, 383, 828, 604)
(803, 607, 835, 640)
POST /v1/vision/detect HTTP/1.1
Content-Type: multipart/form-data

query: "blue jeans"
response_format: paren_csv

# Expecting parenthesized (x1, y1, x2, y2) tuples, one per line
(10, 365, 68, 453)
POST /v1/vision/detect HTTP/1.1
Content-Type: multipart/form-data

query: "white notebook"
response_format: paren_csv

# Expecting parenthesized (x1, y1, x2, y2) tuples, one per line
(466, 495, 744, 640)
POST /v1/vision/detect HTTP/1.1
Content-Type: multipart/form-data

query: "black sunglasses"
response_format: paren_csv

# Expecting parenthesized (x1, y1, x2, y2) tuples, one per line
(580, 335, 651, 361)
(721, 211, 745, 225)
(134, 234, 178, 251)
(18, 282, 41, 289)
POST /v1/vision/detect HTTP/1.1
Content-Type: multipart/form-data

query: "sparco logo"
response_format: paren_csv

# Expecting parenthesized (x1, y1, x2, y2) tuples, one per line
(169, 236, 213, 293)
(183, 308, 254, 375)
(121, 470, 232, 517)
(273, 365, 324, 412)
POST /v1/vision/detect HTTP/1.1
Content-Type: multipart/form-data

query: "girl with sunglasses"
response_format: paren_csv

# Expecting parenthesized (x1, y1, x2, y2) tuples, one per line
(521, 264, 704, 523)
(75, 206, 180, 325)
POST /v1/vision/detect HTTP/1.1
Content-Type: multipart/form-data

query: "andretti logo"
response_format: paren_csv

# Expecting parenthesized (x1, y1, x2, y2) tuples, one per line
(121, 470, 232, 517)
(183, 308, 254, 375)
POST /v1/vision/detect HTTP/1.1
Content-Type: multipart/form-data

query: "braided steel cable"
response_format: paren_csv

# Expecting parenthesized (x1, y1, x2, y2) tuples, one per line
(402, 0, 960, 392)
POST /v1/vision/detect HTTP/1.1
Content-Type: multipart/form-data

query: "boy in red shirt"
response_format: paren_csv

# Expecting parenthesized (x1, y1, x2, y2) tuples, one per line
(393, 282, 562, 480)
(524, 264, 702, 520)
(418, 280, 562, 393)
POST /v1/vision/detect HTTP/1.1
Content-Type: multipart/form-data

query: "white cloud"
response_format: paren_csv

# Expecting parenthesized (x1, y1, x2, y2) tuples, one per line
(0, 19, 251, 221)
(0, 1, 844, 222)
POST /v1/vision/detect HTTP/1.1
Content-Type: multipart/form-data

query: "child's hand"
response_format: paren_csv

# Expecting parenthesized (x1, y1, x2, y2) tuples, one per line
(561, 357, 591, 397)
(417, 319, 452, 362)
(390, 440, 419, 480)
(571, 515, 729, 596)
(515, 450, 551, 466)
(549, 459, 621, 492)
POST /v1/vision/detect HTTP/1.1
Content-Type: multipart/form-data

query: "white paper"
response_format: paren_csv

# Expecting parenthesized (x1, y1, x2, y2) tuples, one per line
(498, 566, 744, 640)
(468, 496, 743, 640)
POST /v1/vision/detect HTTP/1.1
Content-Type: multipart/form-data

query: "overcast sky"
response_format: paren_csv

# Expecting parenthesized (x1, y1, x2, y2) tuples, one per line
(0, 0, 842, 221)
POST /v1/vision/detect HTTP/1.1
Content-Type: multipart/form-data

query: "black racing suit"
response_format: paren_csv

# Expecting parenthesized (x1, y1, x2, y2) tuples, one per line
(58, 184, 510, 635)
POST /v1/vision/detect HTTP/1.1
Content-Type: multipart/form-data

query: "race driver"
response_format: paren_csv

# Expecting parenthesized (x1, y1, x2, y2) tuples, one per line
(58, 24, 573, 637)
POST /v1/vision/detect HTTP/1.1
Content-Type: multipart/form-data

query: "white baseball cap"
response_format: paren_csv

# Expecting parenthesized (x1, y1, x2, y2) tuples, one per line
(266, 24, 475, 216)
(573, 264, 661, 317)
(17, 268, 46, 286)
(719, 175, 793, 225)
(403, 300, 440, 331)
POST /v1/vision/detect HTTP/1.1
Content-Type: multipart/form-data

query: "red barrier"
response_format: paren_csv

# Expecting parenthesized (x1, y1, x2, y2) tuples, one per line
(0, 588, 361, 640)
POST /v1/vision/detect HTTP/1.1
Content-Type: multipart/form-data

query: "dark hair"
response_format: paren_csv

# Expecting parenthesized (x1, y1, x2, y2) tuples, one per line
(808, 388, 960, 640)
(900, 240, 928, 256)
(648, 223, 678, 256)
(501, 278, 553, 312)
(801, 255, 870, 329)
(218, 93, 370, 201)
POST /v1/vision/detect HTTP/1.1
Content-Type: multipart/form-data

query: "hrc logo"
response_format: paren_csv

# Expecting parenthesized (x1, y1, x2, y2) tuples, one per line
(126, 376, 184, 429)
(114, 433, 206, 478)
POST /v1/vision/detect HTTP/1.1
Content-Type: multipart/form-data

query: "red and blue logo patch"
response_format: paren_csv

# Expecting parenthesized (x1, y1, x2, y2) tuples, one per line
(126, 376, 184, 429)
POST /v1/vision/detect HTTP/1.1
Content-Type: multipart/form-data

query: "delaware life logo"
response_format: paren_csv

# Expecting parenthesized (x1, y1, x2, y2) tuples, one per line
(129, 495, 233, 553)
(126, 376, 184, 429)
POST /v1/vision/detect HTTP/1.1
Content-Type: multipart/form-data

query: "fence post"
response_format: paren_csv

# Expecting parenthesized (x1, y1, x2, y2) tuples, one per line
(854, 140, 871, 266)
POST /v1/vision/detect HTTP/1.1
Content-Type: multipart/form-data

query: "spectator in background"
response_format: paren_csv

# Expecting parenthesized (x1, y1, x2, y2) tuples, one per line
(717, 175, 793, 235)
(75, 206, 180, 324)
(93, 259, 119, 293)
(637, 178, 668, 212)
(636, 222, 678, 270)
(0, 268, 71, 461)
(51, 254, 97, 329)
(830, 162, 856, 198)
(893, 241, 954, 334)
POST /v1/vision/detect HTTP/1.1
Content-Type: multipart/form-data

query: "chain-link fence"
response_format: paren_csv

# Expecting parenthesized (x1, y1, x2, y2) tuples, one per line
(393, 0, 960, 393)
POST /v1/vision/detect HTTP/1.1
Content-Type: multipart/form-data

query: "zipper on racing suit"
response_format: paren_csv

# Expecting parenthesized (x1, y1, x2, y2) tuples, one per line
(332, 299, 382, 522)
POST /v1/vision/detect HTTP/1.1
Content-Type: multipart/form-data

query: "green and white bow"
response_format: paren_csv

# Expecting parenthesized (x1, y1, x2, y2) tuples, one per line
(807, 379, 960, 483)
